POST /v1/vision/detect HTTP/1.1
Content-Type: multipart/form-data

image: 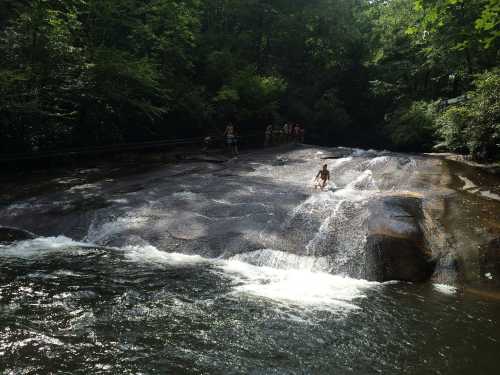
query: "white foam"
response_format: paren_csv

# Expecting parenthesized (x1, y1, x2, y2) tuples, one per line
(345, 170, 378, 191)
(352, 148, 366, 157)
(67, 183, 100, 192)
(230, 249, 329, 271)
(86, 214, 149, 242)
(0, 236, 89, 258)
(53, 177, 82, 184)
(123, 244, 206, 265)
(10, 334, 64, 349)
(220, 260, 377, 311)
(107, 198, 129, 204)
(4, 202, 43, 215)
(78, 168, 100, 174)
(367, 156, 391, 167)
(433, 283, 458, 295)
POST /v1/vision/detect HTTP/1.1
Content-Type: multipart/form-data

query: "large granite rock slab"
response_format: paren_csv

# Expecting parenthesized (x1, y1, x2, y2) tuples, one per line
(364, 195, 435, 282)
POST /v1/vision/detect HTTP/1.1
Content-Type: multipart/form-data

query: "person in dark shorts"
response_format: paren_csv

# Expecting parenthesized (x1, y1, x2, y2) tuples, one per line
(224, 122, 239, 156)
(314, 164, 330, 190)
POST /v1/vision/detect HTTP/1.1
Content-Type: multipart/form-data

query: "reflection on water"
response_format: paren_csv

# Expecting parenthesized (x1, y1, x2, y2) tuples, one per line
(1, 239, 500, 374)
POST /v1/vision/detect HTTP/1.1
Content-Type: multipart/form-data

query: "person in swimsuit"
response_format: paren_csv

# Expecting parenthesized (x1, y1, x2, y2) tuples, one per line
(224, 123, 239, 156)
(282, 123, 289, 144)
(315, 164, 330, 190)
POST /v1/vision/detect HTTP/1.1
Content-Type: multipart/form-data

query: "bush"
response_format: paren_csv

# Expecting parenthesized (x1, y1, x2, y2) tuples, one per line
(436, 69, 500, 160)
(435, 106, 469, 153)
(213, 67, 287, 126)
(308, 89, 351, 145)
(385, 101, 438, 151)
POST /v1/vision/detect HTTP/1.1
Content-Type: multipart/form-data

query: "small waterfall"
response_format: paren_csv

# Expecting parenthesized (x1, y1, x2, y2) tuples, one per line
(230, 249, 329, 271)
(276, 165, 378, 277)
(306, 199, 370, 278)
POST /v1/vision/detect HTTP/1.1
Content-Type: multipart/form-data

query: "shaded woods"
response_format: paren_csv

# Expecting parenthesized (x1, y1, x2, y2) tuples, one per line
(1, 0, 498, 159)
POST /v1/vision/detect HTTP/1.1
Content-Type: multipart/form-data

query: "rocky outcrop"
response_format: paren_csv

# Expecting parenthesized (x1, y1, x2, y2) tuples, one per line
(364, 195, 436, 282)
(365, 234, 435, 282)
(0, 227, 36, 245)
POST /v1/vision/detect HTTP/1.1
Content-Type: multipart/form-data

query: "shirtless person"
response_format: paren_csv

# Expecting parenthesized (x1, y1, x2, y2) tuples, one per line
(314, 164, 330, 190)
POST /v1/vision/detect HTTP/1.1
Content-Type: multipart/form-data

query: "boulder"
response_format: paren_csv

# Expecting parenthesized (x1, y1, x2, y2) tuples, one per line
(364, 195, 435, 282)
(365, 234, 435, 282)
(0, 227, 36, 245)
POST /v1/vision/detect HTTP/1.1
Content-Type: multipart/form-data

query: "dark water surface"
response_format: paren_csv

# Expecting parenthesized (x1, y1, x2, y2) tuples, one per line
(1, 242, 499, 375)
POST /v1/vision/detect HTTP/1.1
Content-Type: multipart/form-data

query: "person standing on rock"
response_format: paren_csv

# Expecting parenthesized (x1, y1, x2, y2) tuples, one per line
(288, 122, 294, 142)
(314, 164, 330, 190)
(282, 122, 289, 144)
(224, 122, 239, 156)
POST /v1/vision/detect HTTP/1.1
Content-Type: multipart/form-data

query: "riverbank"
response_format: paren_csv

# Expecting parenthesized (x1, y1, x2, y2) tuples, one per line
(426, 152, 500, 175)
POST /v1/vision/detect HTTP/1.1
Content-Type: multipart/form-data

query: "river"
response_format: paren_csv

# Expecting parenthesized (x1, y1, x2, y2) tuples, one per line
(1, 146, 500, 374)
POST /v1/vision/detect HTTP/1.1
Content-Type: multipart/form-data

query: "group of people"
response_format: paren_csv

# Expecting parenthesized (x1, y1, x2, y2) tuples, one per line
(221, 122, 330, 191)
(219, 121, 306, 156)
(265, 122, 305, 146)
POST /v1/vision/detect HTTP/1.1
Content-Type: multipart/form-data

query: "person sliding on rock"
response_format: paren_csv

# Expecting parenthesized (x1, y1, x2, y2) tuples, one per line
(314, 164, 330, 190)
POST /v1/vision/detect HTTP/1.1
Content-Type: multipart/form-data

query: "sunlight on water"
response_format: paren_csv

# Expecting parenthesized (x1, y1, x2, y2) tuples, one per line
(0, 236, 89, 258)
(433, 283, 458, 295)
(230, 249, 329, 271)
(0, 235, 377, 314)
(220, 259, 378, 311)
(123, 244, 207, 265)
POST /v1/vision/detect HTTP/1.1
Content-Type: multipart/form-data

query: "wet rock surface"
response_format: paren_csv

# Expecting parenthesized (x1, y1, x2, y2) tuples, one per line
(365, 234, 435, 282)
(364, 195, 435, 282)
(0, 227, 36, 244)
(1, 145, 499, 285)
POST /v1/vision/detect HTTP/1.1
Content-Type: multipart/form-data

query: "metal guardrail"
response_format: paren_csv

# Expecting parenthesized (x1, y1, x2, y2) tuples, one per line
(0, 133, 264, 163)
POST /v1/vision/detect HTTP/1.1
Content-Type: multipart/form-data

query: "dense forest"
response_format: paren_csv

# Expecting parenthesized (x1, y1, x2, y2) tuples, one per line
(1, 0, 499, 159)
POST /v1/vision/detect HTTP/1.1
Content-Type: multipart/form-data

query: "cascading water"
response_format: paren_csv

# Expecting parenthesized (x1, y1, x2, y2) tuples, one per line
(1, 146, 500, 374)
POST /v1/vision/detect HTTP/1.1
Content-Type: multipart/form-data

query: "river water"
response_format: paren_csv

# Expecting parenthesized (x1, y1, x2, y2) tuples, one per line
(1, 146, 500, 374)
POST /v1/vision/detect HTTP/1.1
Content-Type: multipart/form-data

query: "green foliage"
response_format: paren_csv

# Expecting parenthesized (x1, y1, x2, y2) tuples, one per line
(214, 68, 287, 124)
(309, 90, 351, 145)
(385, 101, 438, 151)
(0, 0, 497, 155)
(437, 69, 500, 159)
(435, 106, 469, 152)
(474, 0, 500, 48)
